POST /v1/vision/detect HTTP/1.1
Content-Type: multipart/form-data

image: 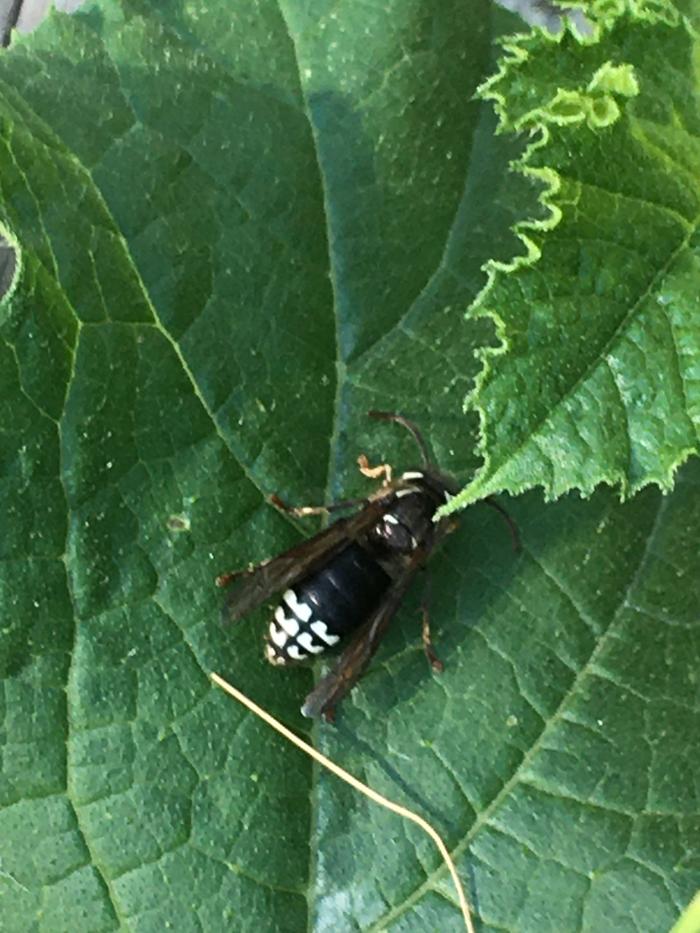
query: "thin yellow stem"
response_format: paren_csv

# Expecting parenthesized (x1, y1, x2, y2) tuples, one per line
(210, 671, 475, 933)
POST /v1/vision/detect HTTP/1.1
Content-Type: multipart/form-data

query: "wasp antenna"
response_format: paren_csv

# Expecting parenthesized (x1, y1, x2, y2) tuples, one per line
(484, 496, 521, 553)
(367, 411, 432, 467)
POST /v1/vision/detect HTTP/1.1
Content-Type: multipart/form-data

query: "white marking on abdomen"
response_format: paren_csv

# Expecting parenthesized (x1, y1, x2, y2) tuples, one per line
(384, 514, 399, 525)
(401, 471, 424, 480)
(395, 488, 418, 498)
(265, 643, 286, 665)
(310, 620, 340, 646)
(275, 605, 300, 637)
(297, 632, 324, 654)
(283, 589, 312, 622)
(287, 645, 304, 661)
(269, 622, 287, 648)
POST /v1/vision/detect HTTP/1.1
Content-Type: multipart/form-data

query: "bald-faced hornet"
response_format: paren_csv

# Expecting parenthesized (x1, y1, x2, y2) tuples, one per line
(218, 412, 515, 720)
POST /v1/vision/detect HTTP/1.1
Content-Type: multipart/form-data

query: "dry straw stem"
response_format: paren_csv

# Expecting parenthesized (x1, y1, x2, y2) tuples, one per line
(210, 672, 474, 933)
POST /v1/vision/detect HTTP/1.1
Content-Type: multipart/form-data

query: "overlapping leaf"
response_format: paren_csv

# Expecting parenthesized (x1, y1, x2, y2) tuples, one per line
(446, 0, 700, 512)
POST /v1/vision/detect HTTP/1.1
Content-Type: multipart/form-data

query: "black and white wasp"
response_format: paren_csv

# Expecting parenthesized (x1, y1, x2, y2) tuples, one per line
(218, 411, 514, 720)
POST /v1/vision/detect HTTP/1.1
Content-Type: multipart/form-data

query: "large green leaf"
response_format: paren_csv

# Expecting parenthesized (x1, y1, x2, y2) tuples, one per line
(446, 0, 700, 512)
(0, 3, 698, 932)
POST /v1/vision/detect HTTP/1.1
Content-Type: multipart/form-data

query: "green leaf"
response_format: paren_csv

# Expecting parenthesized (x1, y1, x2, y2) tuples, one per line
(314, 466, 700, 932)
(0, 3, 698, 932)
(445, 0, 700, 513)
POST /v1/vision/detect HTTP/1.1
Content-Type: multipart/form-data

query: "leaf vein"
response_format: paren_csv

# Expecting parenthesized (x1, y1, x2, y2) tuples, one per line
(474, 208, 700, 499)
(366, 489, 669, 929)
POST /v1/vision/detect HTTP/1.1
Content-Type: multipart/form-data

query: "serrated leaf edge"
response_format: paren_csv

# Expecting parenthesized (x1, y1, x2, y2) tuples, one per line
(438, 0, 696, 518)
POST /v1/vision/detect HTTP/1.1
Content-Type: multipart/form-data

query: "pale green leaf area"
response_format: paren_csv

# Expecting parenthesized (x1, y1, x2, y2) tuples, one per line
(0, 2, 698, 932)
(447, 0, 700, 512)
(672, 890, 700, 933)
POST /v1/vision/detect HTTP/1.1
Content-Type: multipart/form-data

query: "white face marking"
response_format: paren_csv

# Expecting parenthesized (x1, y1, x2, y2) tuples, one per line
(283, 589, 312, 622)
(297, 632, 325, 654)
(268, 622, 287, 648)
(401, 471, 424, 480)
(310, 620, 340, 646)
(287, 644, 304, 661)
(384, 514, 399, 525)
(275, 605, 300, 637)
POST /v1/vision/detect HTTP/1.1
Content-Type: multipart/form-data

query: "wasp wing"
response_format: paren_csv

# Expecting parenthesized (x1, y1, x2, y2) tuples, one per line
(301, 519, 456, 719)
(300, 544, 429, 719)
(221, 493, 397, 624)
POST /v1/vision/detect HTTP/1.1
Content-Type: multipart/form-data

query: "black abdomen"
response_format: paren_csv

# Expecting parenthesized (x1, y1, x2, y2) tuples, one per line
(265, 543, 390, 665)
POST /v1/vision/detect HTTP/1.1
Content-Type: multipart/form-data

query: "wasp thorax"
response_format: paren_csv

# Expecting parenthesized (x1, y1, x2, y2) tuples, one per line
(371, 510, 418, 552)
(368, 485, 440, 555)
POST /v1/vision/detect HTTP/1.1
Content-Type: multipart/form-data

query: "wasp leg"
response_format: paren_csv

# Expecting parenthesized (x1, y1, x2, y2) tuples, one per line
(357, 453, 393, 486)
(421, 605, 444, 673)
(215, 569, 245, 588)
(420, 568, 443, 673)
(269, 493, 369, 517)
(484, 497, 521, 552)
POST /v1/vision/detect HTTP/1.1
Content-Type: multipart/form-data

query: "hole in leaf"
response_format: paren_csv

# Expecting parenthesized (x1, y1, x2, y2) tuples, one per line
(0, 236, 17, 301)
